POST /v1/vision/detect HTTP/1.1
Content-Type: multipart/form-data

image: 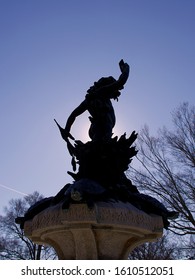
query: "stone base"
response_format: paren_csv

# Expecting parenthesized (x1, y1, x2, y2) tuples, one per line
(24, 201, 163, 259)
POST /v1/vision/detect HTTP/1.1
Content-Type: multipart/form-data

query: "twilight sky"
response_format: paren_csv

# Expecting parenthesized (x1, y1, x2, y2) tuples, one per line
(0, 0, 194, 213)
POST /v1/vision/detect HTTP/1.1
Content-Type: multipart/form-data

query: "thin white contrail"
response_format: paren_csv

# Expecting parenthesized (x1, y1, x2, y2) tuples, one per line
(0, 183, 28, 196)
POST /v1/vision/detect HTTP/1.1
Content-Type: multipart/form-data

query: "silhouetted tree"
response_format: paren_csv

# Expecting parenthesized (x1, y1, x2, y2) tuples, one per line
(0, 191, 57, 260)
(128, 102, 195, 236)
(128, 234, 177, 260)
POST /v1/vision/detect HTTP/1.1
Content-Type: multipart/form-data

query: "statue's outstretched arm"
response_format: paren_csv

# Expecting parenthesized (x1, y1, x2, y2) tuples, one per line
(95, 60, 130, 97)
(64, 100, 87, 140)
(117, 59, 130, 89)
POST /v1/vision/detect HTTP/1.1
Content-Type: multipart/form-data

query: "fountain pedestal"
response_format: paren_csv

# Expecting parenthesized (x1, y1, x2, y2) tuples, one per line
(24, 201, 163, 260)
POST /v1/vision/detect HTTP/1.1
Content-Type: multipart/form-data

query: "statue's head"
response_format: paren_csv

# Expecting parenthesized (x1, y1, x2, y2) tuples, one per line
(87, 76, 121, 100)
(94, 76, 116, 88)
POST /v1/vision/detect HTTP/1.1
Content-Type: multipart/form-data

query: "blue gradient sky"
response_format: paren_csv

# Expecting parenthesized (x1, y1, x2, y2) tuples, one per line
(0, 0, 194, 213)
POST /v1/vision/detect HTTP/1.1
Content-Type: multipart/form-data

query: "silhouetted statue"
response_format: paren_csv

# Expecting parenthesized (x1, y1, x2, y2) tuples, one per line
(55, 59, 129, 142)
(15, 59, 179, 230)
(54, 60, 137, 185)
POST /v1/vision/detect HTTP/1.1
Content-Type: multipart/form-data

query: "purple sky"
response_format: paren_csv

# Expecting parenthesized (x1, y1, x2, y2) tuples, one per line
(0, 0, 194, 213)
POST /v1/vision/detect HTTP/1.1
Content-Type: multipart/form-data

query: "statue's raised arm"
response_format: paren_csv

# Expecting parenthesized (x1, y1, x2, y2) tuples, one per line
(117, 59, 130, 89)
(89, 59, 130, 100)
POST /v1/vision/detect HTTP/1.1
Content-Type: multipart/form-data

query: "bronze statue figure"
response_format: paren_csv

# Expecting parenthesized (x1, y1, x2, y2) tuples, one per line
(15, 59, 179, 230)
(55, 59, 129, 142)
